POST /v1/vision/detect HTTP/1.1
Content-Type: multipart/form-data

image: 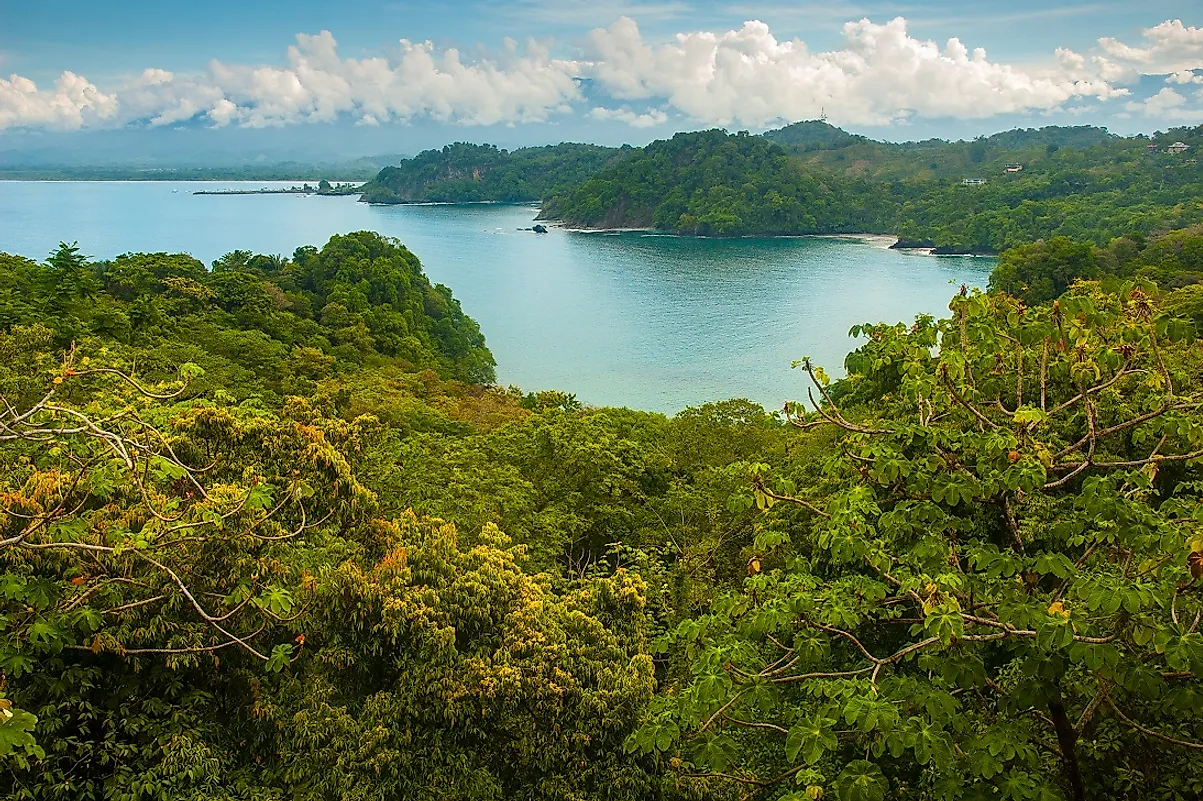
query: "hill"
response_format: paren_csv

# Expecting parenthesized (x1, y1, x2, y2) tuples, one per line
(0, 231, 496, 388)
(768, 123, 1119, 181)
(888, 124, 1203, 251)
(538, 129, 881, 236)
(534, 122, 1203, 249)
(358, 142, 627, 204)
(761, 119, 868, 151)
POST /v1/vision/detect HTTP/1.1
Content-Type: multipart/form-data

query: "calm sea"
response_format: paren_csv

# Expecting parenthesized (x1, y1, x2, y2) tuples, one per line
(0, 181, 994, 412)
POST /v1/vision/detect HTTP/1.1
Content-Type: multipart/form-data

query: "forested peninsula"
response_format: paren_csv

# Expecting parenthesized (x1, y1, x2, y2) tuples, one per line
(357, 122, 1203, 253)
(6, 207, 1203, 800)
(357, 142, 629, 204)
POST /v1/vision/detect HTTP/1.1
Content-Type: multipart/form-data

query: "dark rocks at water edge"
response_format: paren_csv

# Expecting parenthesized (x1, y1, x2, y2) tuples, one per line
(889, 238, 935, 250)
(516, 224, 550, 233)
(931, 245, 999, 256)
(890, 238, 997, 256)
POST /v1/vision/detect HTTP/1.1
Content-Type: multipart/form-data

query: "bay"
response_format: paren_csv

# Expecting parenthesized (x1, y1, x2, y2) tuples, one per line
(0, 180, 994, 412)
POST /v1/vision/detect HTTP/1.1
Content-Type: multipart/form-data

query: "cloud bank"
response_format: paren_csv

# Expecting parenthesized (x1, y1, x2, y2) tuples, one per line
(2, 17, 1201, 132)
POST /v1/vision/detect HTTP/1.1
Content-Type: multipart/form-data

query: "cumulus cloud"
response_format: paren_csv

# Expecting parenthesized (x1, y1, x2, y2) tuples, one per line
(0, 17, 1200, 132)
(1099, 19, 1203, 75)
(585, 16, 1129, 127)
(191, 31, 582, 128)
(589, 105, 669, 127)
(1125, 86, 1199, 121)
(0, 71, 117, 130)
(0, 31, 581, 131)
(1167, 69, 1203, 85)
(119, 68, 228, 127)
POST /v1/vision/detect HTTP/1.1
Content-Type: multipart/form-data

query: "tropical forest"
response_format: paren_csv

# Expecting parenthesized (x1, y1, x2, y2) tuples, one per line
(5, 118, 1203, 801)
(361, 122, 1203, 253)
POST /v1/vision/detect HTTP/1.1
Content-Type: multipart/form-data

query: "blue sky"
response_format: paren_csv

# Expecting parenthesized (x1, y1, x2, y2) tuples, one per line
(1, 1, 1200, 159)
(2, 0, 1192, 78)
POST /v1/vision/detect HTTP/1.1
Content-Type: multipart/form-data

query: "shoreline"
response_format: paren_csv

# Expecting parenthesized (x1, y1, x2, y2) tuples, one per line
(361, 199, 539, 207)
(194, 189, 359, 197)
(546, 219, 996, 255)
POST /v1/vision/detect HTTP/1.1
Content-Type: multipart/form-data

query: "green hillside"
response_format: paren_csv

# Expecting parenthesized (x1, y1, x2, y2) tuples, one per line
(358, 141, 627, 204)
(0, 232, 496, 387)
(768, 123, 1118, 181)
(535, 123, 1203, 250)
(538, 129, 884, 235)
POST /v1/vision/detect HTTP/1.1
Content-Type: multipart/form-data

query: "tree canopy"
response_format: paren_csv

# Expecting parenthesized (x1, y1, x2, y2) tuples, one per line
(359, 142, 628, 204)
(354, 123, 1203, 249)
(7, 215, 1203, 801)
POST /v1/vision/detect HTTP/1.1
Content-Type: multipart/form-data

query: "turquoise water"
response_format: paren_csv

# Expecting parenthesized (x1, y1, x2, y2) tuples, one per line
(0, 181, 994, 412)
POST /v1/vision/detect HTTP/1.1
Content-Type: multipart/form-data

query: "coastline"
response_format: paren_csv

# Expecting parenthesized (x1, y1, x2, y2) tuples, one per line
(360, 199, 539, 207)
(544, 217, 998, 256)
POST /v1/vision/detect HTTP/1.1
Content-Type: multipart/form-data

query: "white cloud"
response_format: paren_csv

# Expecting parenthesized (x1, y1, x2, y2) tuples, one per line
(196, 31, 582, 128)
(1124, 86, 1200, 121)
(119, 68, 228, 127)
(1099, 19, 1203, 75)
(0, 30, 581, 131)
(590, 105, 668, 127)
(584, 16, 1127, 127)
(0, 71, 118, 131)
(1167, 69, 1203, 85)
(0, 17, 1199, 132)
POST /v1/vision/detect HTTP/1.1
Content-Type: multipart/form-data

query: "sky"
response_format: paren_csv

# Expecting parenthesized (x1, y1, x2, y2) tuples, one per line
(1, 1, 1201, 162)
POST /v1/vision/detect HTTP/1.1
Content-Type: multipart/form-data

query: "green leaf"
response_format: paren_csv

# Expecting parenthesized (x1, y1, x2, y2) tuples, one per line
(693, 733, 738, 772)
(0, 705, 43, 759)
(923, 607, 964, 646)
(834, 760, 888, 801)
(246, 482, 276, 512)
(1012, 407, 1048, 425)
(265, 643, 294, 673)
(654, 721, 679, 753)
(178, 362, 206, 380)
(786, 715, 838, 765)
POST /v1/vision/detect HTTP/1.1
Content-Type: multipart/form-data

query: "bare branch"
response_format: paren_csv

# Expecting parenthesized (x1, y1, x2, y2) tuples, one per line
(1107, 699, 1203, 750)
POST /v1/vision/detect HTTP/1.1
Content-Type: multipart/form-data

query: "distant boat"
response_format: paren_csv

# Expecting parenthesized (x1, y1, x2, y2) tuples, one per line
(171, 189, 178, 193)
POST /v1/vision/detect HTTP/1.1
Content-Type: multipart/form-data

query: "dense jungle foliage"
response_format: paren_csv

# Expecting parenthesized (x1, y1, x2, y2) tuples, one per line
(358, 142, 627, 204)
(991, 224, 1203, 305)
(357, 123, 1202, 252)
(764, 123, 1117, 180)
(538, 130, 883, 236)
(540, 124, 1203, 250)
(5, 224, 1203, 801)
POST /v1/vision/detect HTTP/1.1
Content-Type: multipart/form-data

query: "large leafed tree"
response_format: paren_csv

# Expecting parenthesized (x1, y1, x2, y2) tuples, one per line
(635, 282, 1203, 801)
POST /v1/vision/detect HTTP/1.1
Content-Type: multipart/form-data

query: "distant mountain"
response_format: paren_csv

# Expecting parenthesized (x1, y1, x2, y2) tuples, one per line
(358, 142, 628, 204)
(0, 162, 392, 182)
(0, 148, 406, 182)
